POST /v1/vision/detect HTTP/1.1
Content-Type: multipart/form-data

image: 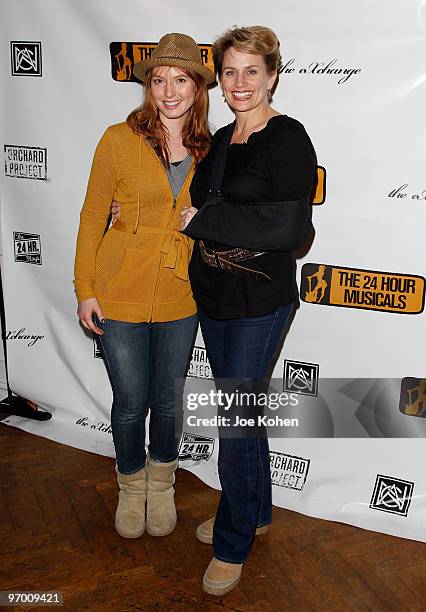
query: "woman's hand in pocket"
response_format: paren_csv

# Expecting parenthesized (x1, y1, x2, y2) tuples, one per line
(77, 298, 105, 335)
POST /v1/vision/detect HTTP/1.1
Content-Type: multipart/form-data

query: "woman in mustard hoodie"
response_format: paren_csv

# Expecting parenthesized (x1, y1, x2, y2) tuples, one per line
(74, 34, 214, 540)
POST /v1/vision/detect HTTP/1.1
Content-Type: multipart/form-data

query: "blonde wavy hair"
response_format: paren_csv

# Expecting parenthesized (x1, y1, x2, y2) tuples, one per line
(212, 25, 282, 79)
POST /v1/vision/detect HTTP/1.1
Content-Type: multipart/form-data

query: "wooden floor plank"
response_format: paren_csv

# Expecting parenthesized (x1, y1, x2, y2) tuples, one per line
(0, 421, 425, 611)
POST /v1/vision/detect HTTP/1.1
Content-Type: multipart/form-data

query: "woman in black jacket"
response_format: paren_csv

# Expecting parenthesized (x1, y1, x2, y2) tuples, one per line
(180, 25, 316, 596)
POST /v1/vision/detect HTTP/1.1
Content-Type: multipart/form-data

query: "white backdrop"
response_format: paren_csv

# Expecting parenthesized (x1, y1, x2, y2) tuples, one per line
(0, 0, 425, 542)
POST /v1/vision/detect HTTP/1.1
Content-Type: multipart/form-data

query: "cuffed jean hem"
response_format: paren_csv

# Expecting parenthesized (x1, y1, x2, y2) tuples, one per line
(116, 462, 146, 475)
(147, 453, 179, 464)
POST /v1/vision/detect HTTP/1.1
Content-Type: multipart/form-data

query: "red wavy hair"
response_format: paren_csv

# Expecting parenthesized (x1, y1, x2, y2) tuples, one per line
(127, 68, 211, 165)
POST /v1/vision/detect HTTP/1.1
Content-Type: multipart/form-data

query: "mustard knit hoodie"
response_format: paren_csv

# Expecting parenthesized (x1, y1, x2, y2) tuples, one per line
(74, 122, 196, 322)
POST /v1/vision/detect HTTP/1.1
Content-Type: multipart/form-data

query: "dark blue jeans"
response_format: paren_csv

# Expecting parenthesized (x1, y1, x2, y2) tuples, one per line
(198, 304, 293, 564)
(96, 314, 198, 474)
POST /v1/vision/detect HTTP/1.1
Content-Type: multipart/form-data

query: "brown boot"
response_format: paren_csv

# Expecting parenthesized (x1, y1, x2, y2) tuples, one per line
(115, 466, 147, 538)
(146, 455, 178, 537)
(196, 517, 270, 544)
(202, 557, 243, 596)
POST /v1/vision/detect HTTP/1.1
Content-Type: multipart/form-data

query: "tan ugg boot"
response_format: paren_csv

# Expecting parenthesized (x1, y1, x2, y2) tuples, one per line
(202, 557, 243, 596)
(146, 455, 178, 537)
(196, 517, 270, 544)
(115, 466, 147, 538)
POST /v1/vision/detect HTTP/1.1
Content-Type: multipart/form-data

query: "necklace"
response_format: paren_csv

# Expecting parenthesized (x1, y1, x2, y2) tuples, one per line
(231, 113, 279, 144)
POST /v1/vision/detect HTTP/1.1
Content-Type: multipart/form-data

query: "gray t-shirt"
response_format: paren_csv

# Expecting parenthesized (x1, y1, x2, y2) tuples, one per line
(166, 155, 192, 198)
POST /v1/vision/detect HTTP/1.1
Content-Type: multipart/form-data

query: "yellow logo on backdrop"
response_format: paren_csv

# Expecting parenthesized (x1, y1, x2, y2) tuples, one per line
(110, 42, 214, 82)
(300, 263, 425, 314)
(114, 43, 133, 81)
(304, 264, 328, 303)
(312, 166, 326, 205)
(399, 378, 426, 418)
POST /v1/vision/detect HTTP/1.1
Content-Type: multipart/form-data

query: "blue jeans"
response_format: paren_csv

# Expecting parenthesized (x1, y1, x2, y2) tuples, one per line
(95, 314, 198, 474)
(198, 304, 293, 564)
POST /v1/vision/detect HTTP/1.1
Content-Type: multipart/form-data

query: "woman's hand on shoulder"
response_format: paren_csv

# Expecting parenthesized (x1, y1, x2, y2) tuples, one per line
(180, 206, 198, 231)
(77, 298, 105, 335)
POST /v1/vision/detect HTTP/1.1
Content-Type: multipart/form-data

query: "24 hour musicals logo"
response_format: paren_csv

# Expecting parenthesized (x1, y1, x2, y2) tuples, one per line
(340, 378, 426, 438)
(399, 378, 426, 418)
(280, 58, 361, 84)
(110, 41, 214, 82)
(179, 432, 214, 462)
(14, 232, 42, 265)
(300, 263, 425, 314)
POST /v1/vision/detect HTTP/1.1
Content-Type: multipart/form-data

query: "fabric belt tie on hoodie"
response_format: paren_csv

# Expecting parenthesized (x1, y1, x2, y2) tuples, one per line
(112, 219, 191, 281)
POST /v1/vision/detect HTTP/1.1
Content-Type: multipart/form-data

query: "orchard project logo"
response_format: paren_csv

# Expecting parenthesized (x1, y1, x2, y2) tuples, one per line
(110, 42, 214, 82)
(187, 345, 213, 379)
(4, 146, 47, 180)
(399, 378, 426, 418)
(270, 451, 310, 490)
(14, 232, 41, 265)
(369, 475, 414, 517)
(300, 263, 425, 314)
(11, 42, 42, 76)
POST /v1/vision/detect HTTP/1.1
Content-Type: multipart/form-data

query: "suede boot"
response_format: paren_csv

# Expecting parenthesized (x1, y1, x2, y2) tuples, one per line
(203, 557, 243, 596)
(115, 466, 147, 538)
(196, 517, 270, 544)
(146, 455, 178, 536)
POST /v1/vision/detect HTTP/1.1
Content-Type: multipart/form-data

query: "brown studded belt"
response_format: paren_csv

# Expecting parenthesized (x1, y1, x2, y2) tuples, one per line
(199, 240, 271, 283)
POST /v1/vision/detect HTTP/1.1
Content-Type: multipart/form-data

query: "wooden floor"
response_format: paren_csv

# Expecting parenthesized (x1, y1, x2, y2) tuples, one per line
(0, 422, 425, 612)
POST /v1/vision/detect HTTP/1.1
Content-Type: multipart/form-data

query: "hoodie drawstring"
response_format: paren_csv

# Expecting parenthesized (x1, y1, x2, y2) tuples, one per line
(133, 135, 142, 234)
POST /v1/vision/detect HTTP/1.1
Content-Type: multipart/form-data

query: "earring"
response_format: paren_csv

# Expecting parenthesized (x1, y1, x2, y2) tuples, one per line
(222, 91, 227, 103)
(267, 88, 271, 102)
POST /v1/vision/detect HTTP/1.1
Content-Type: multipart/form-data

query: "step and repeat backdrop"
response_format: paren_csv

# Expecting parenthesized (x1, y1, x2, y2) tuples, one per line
(0, 0, 425, 542)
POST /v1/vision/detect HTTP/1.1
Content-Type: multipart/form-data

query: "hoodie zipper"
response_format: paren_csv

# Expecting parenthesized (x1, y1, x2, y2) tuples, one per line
(143, 141, 194, 322)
